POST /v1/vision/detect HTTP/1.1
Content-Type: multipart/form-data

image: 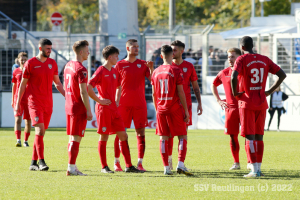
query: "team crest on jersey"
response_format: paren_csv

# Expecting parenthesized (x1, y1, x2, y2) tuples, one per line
(137, 64, 141, 68)
(183, 68, 187, 73)
(35, 117, 39, 122)
(113, 74, 116, 79)
(82, 72, 87, 78)
(48, 64, 52, 69)
(102, 127, 106, 132)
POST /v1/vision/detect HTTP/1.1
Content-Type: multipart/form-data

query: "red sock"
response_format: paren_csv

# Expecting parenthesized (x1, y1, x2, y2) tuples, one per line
(98, 141, 107, 168)
(245, 141, 250, 163)
(68, 141, 80, 165)
(32, 141, 38, 160)
(160, 139, 169, 166)
(178, 139, 187, 162)
(24, 132, 30, 141)
(168, 137, 173, 156)
(245, 140, 257, 163)
(114, 136, 120, 158)
(256, 141, 264, 163)
(15, 130, 21, 140)
(137, 135, 145, 159)
(230, 135, 240, 163)
(119, 140, 132, 168)
(35, 135, 44, 159)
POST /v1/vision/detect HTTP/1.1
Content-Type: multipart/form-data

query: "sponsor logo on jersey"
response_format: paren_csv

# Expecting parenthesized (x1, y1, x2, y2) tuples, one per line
(137, 64, 141, 68)
(113, 74, 116, 79)
(105, 75, 109, 77)
(183, 68, 187, 72)
(34, 66, 41, 68)
(123, 66, 130, 69)
(250, 86, 262, 90)
(102, 127, 106, 132)
(48, 64, 52, 69)
(35, 117, 39, 122)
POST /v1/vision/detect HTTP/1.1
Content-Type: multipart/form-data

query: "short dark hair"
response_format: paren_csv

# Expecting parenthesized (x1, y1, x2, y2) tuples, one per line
(161, 45, 173, 57)
(126, 39, 138, 47)
(102, 45, 119, 60)
(39, 38, 52, 46)
(17, 52, 28, 59)
(240, 36, 253, 50)
(170, 40, 185, 49)
(227, 48, 242, 56)
(73, 40, 89, 54)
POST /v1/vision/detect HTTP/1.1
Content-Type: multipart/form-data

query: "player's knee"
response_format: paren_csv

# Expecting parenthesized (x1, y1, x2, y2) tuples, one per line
(15, 117, 22, 125)
(136, 128, 145, 136)
(118, 132, 128, 141)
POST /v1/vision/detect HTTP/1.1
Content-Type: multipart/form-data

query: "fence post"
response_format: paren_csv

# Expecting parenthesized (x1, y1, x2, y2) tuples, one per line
(104, 35, 109, 47)
(93, 35, 96, 57)
(257, 34, 261, 54)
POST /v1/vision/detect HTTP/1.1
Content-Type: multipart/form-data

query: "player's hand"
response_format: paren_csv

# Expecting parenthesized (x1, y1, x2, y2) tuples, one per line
(99, 98, 111, 106)
(217, 99, 228, 110)
(184, 111, 190, 123)
(116, 101, 119, 107)
(145, 61, 154, 71)
(265, 90, 271, 97)
(197, 104, 203, 115)
(86, 111, 93, 121)
(233, 91, 245, 97)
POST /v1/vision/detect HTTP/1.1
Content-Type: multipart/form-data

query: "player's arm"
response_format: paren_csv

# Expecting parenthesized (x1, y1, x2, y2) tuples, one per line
(177, 84, 189, 122)
(11, 83, 16, 108)
(87, 84, 111, 105)
(79, 83, 93, 121)
(211, 84, 228, 110)
(53, 75, 65, 97)
(191, 81, 203, 115)
(115, 86, 121, 107)
(231, 70, 245, 97)
(15, 78, 28, 113)
(146, 61, 154, 81)
(265, 69, 286, 97)
(152, 85, 157, 111)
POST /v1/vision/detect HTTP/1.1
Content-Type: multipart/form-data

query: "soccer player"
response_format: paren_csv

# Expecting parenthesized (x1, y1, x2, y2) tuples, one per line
(169, 40, 203, 169)
(151, 45, 192, 176)
(211, 48, 242, 170)
(15, 38, 65, 171)
(64, 40, 93, 176)
(88, 45, 142, 173)
(11, 52, 31, 147)
(231, 36, 286, 178)
(113, 39, 154, 172)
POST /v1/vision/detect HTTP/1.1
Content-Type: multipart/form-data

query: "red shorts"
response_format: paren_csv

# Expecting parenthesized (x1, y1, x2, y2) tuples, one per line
(118, 105, 148, 129)
(14, 101, 31, 120)
(66, 113, 87, 137)
(29, 106, 52, 129)
(224, 107, 240, 135)
(186, 105, 192, 126)
(239, 108, 266, 137)
(156, 107, 187, 137)
(96, 105, 125, 135)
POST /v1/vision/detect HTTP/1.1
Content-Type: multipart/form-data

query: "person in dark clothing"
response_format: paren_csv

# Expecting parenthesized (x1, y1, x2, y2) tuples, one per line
(267, 86, 289, 131)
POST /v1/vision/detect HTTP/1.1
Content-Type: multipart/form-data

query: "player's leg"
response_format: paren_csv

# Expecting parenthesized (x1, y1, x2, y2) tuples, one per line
(240, 108, 257, 177)
(136, 127, 146, 171)
(98, 134, 113, 173)
(254, 109, 267, 177)
(160, 136, 172, 175)
(113, 135, 122, 171)
(276, 108, 282, 131)
(23, 102, 31, 147)
(14, 116, 22, 147)
(168, 136, 174, 170)
(31, 123, 48, 171)
(23, 119, 31, 147)
(229, 134, 240, 170)
(227, 108, 240, 170)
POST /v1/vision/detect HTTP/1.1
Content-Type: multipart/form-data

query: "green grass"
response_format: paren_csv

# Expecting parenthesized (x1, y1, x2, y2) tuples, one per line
(0, 128, 299, 199)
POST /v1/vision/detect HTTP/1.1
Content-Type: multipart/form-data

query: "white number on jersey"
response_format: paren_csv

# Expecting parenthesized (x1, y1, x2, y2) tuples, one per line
(66, 74, 72, 88)
(250, 68, 264, 84)
(159, 79, 168, 94)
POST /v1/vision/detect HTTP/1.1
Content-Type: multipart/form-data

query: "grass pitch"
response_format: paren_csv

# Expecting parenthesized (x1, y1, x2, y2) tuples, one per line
(0, 128, 299, 199)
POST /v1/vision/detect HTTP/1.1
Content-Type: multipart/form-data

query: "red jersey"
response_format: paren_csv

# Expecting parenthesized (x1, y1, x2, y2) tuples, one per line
(64, 61, 88, 115)
(115, 59, 150, 107)
(213, 67, 238, 108)
(88, 66, 121, 111)
(151, 65, 184, 114)
(23, 57, 58, 108)
(172, 60, 198, 106)
(233, 54, 281, 110)
(12, 67, 29, 104)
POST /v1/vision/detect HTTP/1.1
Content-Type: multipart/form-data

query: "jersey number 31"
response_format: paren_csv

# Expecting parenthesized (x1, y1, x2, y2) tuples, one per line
(251, 68, 264, 84)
